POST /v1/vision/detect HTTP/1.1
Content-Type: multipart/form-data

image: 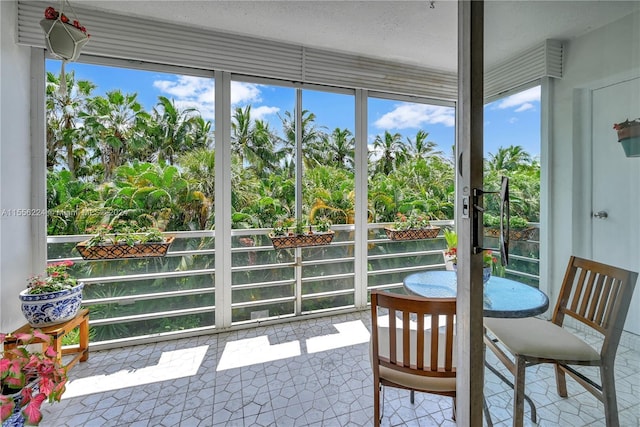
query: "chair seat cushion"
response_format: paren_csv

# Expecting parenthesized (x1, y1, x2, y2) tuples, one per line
(484, 317, 600, 362)
(371, 315, 456, 393)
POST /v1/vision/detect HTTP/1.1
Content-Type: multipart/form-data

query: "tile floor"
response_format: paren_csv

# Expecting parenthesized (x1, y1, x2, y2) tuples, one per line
(40, 310, 640, 426)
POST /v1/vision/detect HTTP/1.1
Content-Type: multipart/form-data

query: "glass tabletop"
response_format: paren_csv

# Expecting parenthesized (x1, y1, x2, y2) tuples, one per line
(403, 270, 549, 318)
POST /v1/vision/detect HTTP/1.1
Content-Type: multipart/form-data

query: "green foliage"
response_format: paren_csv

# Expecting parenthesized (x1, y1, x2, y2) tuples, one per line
(44, 73, 542, 339)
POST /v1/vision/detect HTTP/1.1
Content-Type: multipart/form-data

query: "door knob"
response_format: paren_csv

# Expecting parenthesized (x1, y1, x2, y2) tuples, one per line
(593, 211, 608, 219)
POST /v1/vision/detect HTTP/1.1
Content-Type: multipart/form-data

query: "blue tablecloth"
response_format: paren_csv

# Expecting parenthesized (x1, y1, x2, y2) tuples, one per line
(403, 270, 549, 318)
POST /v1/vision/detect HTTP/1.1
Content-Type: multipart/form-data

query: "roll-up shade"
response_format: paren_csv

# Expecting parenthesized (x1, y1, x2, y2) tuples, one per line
(16, 1, 561, 101)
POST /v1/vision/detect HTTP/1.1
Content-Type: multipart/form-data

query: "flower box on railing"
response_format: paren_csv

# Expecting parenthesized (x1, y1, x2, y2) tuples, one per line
(484, 227, 536, 241)
(269, 231, 334, 249)
(75, 236, 175, 260)
(384, 227, 440, 241)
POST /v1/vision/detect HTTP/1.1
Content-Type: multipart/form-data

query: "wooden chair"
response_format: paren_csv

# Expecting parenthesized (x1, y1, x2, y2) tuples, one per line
(484, 256, 638, 427)
(370, 290, 456, 426)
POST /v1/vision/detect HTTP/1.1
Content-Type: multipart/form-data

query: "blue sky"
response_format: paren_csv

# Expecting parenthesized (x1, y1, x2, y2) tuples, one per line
(47, 60, 541, 158)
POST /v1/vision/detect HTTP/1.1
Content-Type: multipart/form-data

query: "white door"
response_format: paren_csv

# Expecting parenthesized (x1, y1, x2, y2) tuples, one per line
(591, 77, 640, 335)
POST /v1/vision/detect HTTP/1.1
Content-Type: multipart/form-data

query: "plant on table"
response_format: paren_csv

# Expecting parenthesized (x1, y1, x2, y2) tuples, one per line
(0, 331, 67, 425)
(442, 229, 497, 269)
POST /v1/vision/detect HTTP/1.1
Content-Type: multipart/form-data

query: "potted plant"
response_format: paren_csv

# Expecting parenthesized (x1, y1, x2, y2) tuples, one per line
(483, 213, 535, 241)
(39, 5, 90, 62)
(269, 217, 334, 249)
(0, 331, 67, 426)
(74, 221, 175, 260)
(613, 118, 640, 157)
(442, 230, 496, 283)
(384, 211, 440, 240)
(443, 228, 458, 270)
(19, 261, 84, 327)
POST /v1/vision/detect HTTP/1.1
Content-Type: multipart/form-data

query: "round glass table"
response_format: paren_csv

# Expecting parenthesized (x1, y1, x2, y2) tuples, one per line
(403, 270, 549, 318)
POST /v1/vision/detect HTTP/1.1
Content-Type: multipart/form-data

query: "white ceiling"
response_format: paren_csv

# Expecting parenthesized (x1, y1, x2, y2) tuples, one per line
(80, 0, 639, 72)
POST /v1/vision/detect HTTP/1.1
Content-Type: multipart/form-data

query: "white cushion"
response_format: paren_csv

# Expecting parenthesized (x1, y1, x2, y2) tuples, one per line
(371, 315, 456, 393)
(484, 317, 600, 362)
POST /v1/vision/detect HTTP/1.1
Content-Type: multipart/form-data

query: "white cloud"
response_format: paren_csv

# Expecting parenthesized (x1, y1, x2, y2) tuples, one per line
(251, 105, 280, 120)
(152, 78, 277, 122)
(514, 103, 534, 113)
(508, 117, 518, 124)
(230, 81, 262, 105)
(153, 75, 215, 120)
(495, 86, 540, 110)
(374, 103, 455, 129)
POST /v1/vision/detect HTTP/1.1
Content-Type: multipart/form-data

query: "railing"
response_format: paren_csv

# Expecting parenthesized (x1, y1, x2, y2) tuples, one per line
(47, 221, 539, 348)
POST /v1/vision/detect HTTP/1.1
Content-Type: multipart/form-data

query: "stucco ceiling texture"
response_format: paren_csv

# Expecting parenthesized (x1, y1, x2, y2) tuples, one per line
(82, 1, 639, 72)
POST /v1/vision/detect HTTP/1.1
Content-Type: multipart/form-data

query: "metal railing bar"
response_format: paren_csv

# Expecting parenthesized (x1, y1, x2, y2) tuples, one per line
(505, 269, 540, 281)
(84, 287, 215, 305)
(367, 282, 405, 291)
(231, 296, 296, 309)
(368, 264, 444, 276)
(301, 273, 354, 283)
(231, 312, 297, 326)
(302, 304, 357, 315)
(367, 249, 445, 261)
(231, 262, 296, 273)
(508, 254, 540, 263)
(88, 324, 219, 352)
(301, 289, 355, 299)
(89, 306, 216, 326)
(79, 268, 215, 284)
(47, 230, 216, 243)
(231, 279, 296, 290)
(301, 256, 356, 266)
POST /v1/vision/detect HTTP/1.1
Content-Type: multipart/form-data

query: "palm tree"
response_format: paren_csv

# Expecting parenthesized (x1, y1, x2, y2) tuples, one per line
(279, 109, 328, 171)
(178, 148, 216, 203)
(231, 106, 280, 178)
(372, 131, 407, 175)
(487, 145, 532, 172)
(322, 128, 355, 171)
(45, 70, 96, 176)
(81, 90, 151, 179)
(149, 96, 203, 165)
(406, 130, 442, 160)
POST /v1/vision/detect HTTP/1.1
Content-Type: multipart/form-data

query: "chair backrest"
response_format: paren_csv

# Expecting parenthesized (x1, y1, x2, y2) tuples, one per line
(371, 290, 456, 379)
(552, 256, 638, 358)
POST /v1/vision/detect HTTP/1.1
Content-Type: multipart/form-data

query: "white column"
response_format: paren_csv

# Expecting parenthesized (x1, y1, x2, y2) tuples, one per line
(354, 89, 369, 309)
(214, 71, 232, 328)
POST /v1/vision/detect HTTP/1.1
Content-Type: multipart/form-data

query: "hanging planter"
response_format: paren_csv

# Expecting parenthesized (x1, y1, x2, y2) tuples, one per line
(40, 4, 90, 62)
(74, 223, 175, 260)
(613, 118, 640, 158)
(385, 211, 440, 241)
(75, 238, 175, 260)
(384, 227, 440, 240)
(269, 231, 334, 250)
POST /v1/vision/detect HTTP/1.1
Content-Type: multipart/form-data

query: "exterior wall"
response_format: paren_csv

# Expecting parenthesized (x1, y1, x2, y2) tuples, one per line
(0, 0, 34, 332)
(548, 11, 640, 311)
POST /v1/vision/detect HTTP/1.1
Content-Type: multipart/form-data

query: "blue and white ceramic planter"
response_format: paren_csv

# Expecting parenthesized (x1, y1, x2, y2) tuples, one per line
(19, 283, 84, 327)
(1, 389, 25, 427)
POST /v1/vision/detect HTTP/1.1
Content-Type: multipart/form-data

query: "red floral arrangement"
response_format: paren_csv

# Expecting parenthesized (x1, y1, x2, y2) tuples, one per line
(44, 6, 89, 36)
